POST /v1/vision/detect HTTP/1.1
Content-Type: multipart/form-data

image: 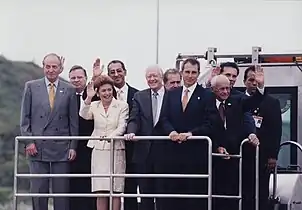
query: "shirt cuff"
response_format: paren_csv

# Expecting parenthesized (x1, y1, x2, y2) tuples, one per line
(257, 86, 265, 95)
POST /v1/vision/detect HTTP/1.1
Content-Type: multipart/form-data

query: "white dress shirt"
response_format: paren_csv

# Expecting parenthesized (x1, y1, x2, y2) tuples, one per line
(44, 77, 59, 94)
(115, 84, 128, 102)
(181, 82, 197, 103)
(152, 86, 165, 125)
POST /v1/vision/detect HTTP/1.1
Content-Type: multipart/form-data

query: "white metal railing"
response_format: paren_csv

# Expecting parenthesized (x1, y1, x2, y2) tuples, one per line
(13, 136, 259, 210)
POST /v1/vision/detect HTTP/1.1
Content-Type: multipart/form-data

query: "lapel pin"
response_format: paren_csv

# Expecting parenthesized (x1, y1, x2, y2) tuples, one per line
(197, 97, 200, 100)
(59, 90, 63, 93)
(227, 103, 231, 106)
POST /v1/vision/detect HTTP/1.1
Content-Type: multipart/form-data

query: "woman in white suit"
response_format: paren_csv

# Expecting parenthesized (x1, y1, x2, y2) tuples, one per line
(80, 75, 129, 210)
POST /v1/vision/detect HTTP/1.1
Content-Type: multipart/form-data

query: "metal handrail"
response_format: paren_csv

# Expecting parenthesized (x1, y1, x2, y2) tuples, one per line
(271, 141, 302, 204)
(13, 136, 259, 210)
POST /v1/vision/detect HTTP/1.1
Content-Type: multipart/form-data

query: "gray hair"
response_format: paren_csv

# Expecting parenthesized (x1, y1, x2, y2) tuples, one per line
(210, 74, 230, 87)
(145, 65, 164, 77)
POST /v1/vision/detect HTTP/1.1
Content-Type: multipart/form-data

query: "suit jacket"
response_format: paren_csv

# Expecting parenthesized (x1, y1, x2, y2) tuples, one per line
(127, 88, 167, 163)
(20, 78, 79, 162)
(248, 94, 282, 160)
(209, 89, 264, 154)
(231, 88, 256, 135)
(160, 84, 214, 164)
(80, 98, 129, 150)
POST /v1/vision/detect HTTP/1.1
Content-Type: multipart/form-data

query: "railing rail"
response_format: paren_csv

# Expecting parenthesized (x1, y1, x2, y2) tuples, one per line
(13, 136, 259, 210)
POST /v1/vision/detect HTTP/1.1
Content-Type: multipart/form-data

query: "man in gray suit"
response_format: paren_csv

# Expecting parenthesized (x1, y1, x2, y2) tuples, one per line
(20, 53, 78, 210)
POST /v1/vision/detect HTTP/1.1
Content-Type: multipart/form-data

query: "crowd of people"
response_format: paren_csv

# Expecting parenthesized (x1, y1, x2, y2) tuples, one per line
(20, 53, 282, 210)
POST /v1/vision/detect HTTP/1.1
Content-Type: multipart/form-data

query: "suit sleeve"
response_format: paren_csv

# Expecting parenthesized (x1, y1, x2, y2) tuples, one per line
(158, 92, 175, 135)
(189, 102, 214, 142)
(108, 103, 129, 137)
(241, 89, 264, 112)
(69, 87, 79, 150)
(126, 93, 141, 134)
(267, 99, 282, 159)
(20, 82, 33, 146)
(243, 111, 256, 136)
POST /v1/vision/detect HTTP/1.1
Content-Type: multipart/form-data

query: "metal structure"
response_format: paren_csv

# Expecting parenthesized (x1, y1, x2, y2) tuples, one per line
(13, 136, 259, 210)
(175, 46, 302, 69)
(270, 141, 302, 210)
(175, 47, 302, 167)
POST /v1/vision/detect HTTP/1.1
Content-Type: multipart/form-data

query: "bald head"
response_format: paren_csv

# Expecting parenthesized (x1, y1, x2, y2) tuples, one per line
(211, 75, 231, 101)
(211, 75, 230, 88)
(145, 65, 163, 92)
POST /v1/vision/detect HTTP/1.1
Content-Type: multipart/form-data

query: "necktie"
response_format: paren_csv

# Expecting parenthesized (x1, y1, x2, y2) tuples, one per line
(152, 92, 158, 126)
(182, 89, 189, 111)
(49, 83, 55, 110)
(117, 89, 124, 101)
(218, 102, 225, 122)
(76, 94, 81, 112)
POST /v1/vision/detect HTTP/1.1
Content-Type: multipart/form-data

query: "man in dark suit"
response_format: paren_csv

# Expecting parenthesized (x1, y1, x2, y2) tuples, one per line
(69, 65, 97, 210)
(20, 53, 78, 210)
(125, 65, 165, 210)
(159, 58, 215, 210)
(107, 60, 139, 210)
(209, 72, 265, 210)
(242, 66, 282, 210)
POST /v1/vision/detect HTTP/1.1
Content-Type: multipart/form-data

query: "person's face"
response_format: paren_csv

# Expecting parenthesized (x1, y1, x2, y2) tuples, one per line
(69, 69, 87, 92)
(98, 84, 113, 103)
(212, 81, 231, 101)
(182, 62, 199, 87)
(220, 67, 238, 87)
(244, 71, 257, 94)
(43, 55, 62, 82)
(146, 69, 163, 91)
(108, 62, 126, 87)
(165, 73, 181, 90)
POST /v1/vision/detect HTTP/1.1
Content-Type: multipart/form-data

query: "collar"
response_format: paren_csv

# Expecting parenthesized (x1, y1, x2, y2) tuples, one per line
(76, 91, 84, 96)
(183, 82, 197, 93)
(115, 83, 128, 93)
(216, 99, 225, 108)
(151, 85, 165, 96)
(45, 77, 59, 87)
(245, 91, 251, 96)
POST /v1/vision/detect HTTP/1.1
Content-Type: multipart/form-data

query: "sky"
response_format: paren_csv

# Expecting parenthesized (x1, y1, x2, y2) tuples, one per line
(1, 0, 302, 89)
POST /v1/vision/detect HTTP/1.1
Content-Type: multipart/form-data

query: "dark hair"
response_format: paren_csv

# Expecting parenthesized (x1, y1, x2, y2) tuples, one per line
(243, 65, 256, 81)
(94, 75, 117, 99)
(69, 65, 87, 78)
(107, 60, 126, 71)
(220, 62, 240, 76)
(163, 68, 182, 84)
(181, 58, 200, 72)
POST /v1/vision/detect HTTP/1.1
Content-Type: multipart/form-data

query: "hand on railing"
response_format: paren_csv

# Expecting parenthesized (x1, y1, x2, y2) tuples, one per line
(124, 133, 137, 141)
(217, 147, 230, 160)
(169, 131, 192, 144)
(248, 133, 260, 147)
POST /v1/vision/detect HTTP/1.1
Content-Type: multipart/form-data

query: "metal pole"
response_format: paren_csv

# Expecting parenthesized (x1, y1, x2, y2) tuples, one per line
(255, 145, 259, 210)
(109, 138, 114, 210)
(13, 138, 19, 210)
(207, 138, 213, 210)
(239, 139, 249, 210)
(252, 46, 262, 65)
(155, 0, 160, 64)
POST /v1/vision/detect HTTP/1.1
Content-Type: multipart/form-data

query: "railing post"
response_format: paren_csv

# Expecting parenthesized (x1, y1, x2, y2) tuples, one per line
(207, 137, 213, 210)
(109, 138, 114, 210)
(13, 137, 19, 210)
(238, 139, 260, 210)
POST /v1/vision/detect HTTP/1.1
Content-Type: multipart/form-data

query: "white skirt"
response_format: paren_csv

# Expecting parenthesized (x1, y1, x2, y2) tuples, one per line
(91, 149, 126, 193)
